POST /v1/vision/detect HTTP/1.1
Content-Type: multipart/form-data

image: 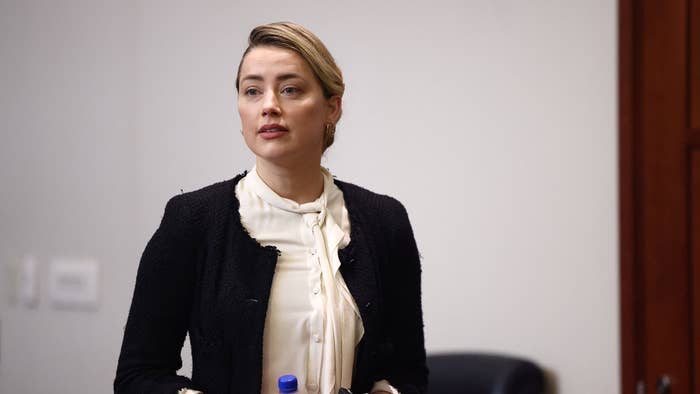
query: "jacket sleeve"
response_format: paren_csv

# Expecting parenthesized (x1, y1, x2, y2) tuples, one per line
(382, 200, 428, 394)
(114, 195, 201, 394)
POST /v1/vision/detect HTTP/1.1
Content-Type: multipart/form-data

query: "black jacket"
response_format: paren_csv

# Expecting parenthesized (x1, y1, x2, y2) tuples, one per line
(114, 173, 427, 393)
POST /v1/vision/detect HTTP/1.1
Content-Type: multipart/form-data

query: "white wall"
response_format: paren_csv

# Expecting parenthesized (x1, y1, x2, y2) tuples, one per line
(0, 1, 618, 393)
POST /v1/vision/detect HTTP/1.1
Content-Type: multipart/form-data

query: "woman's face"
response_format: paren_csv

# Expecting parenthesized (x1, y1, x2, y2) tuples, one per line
(237, 46, 340, 168)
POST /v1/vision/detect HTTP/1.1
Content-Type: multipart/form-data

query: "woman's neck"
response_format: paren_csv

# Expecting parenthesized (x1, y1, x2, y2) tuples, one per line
(255, 158, 324, 204)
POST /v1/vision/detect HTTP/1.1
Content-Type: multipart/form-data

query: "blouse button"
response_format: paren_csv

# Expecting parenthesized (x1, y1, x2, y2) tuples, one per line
(312, 287, 320, 295)
(309, 248, 317, 255)
(313, 334, 321, 343)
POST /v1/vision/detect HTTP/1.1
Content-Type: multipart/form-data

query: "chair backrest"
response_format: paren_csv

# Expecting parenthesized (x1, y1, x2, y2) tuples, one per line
(426, 353, 545, 394)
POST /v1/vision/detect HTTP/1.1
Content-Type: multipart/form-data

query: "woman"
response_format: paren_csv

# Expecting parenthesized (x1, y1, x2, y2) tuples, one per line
(115, 22, 427, 394)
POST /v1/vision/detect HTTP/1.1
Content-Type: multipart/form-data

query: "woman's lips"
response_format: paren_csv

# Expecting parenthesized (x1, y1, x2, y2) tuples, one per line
(259, 123, 288, 132)
(258, 124, 288, 139)
(259, 130, 288, 139)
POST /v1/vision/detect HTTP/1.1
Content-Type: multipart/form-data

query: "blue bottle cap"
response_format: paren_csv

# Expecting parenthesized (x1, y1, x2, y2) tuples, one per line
(278, 374, 298, 393)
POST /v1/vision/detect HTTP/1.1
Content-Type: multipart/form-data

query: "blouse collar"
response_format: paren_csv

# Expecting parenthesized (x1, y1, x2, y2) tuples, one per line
(247, 165, 335, 215)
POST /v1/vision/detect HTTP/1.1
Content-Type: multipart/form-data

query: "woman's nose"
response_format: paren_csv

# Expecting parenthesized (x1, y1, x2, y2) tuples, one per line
(261, 91, 281, 117)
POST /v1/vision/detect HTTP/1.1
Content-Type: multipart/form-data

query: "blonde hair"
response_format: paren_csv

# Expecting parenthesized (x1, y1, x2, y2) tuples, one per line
(235, 22, 344, 149)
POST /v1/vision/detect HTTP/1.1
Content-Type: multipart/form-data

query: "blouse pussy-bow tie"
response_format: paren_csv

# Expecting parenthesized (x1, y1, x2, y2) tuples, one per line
(247, 168, 364, 383)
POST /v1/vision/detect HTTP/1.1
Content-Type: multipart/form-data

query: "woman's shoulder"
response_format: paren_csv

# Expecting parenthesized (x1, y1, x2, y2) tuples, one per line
(177, 173, 243, 203)
(333, 178, 410, 220)
(162, 172, 246, 225)
(334, 178, 416, 256)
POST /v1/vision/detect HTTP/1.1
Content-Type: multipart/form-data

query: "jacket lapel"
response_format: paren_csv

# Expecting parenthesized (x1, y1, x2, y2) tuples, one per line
(335, 182, 380, 339)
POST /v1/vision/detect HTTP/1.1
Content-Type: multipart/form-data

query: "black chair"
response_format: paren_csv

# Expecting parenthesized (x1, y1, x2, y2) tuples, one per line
(426, 353, 545, 394)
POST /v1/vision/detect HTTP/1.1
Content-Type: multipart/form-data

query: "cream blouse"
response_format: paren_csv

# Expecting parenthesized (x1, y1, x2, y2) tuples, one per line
(235, 167, 398, 394)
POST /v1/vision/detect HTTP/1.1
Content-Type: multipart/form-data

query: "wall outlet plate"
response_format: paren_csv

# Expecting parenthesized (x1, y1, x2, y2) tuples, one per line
(48, 258, 100, 311)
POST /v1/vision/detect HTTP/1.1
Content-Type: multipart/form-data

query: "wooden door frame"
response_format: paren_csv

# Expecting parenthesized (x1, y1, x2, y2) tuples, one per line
(619, 0, 638, 393)
(620, 0, 698, 393)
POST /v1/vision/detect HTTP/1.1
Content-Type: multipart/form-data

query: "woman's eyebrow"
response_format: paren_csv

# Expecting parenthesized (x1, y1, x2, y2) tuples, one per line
(240, 73, 304, 84)
(240, 74, 263, 84)
(276, 73, 303, 81)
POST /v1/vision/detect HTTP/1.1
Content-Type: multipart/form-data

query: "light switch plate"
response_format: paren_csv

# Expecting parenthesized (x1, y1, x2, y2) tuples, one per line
(48, 258, 99, 310)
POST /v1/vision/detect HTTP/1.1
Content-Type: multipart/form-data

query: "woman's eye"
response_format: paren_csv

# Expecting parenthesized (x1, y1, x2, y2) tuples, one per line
(281, 86, 300, 95)
(244, 88, 259, 96)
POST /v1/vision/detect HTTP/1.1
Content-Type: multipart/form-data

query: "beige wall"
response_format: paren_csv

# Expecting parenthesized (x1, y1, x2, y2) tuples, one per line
(0, 1, 618, 393)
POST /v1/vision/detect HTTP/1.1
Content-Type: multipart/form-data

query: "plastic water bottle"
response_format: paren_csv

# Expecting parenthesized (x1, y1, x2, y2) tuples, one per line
(278, 374, 298, 393)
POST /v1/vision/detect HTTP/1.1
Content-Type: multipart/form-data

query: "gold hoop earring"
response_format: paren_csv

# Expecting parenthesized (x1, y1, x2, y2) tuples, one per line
(324, 123, 336, 148)
(325, 123, 336, 136)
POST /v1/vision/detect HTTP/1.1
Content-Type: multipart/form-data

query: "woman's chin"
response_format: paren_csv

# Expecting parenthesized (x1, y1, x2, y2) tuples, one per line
(253, 147, 322, 168)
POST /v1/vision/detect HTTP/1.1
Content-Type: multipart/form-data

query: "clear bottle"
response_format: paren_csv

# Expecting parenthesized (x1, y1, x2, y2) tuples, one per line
(278, 374, 298, 393)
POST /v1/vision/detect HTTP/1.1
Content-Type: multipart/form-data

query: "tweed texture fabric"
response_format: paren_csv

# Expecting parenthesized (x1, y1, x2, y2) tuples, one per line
(114, 172, 427, 394)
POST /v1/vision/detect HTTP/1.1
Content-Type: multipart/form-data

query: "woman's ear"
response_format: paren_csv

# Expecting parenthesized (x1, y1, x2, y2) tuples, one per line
(326, 95, 342, 124)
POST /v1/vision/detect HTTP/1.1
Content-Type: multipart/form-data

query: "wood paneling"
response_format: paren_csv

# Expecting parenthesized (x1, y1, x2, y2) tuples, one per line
(636, 0, 690, 392)
(619, 0, 638, 392)
(692, 0, 700, 128)
(691, 131, 700, 148)
(621, 0, 697, 393)
(693, 150, 700, 394)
